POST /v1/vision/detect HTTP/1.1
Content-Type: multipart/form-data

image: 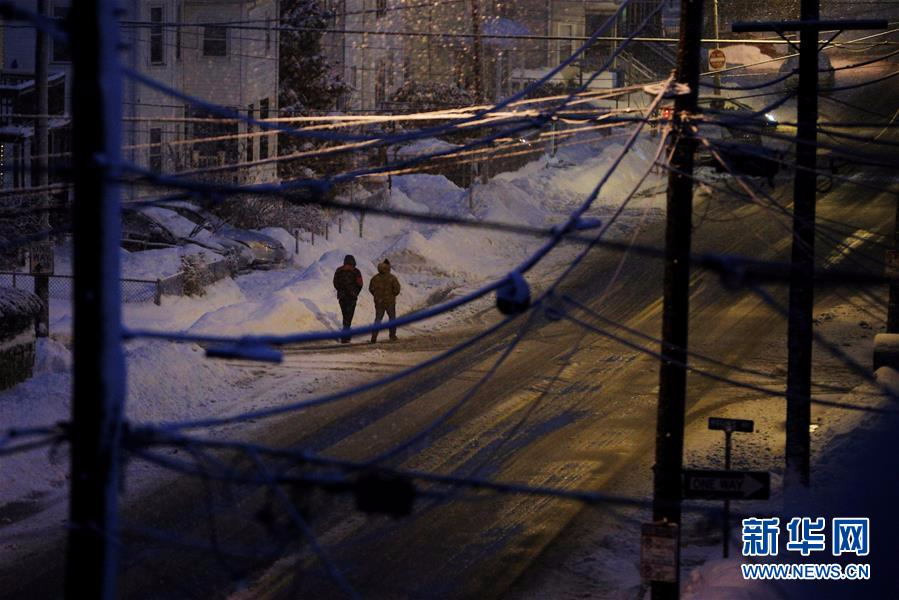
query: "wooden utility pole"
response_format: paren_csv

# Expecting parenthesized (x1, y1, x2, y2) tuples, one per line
(890, 200, 899, 332)
(470, 0, 483, 102)
(33, 0, 50, 337)
(65, 0, 126, 597)
(734, 10, 886, 491)
(711, 0, 721, 95)
(652, 1, 704, 598)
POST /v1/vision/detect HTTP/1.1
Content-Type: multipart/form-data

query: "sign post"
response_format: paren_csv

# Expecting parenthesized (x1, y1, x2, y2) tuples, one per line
(689, 417, 761, 558)
(708, 48, 727, 72)
(640, 522, 679, 584)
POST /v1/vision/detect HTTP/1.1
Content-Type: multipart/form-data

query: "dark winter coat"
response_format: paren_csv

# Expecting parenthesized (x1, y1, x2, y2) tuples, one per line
(369, 261, 401, 307)
(333, 264, 363, 300)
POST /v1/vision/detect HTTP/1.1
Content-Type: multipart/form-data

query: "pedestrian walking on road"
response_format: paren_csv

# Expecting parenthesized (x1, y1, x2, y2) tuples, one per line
(333, 254, 363, 343)
(369, 258, 401, 343)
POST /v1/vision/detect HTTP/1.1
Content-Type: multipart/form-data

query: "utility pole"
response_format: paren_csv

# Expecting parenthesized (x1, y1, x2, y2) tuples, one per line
(890, 200, 899, 332)
(470, 0, 483, 102)
(65, 0, 126, 597)
(652, 0, 704, 598)
(711, 0, 721, 95)
(733, 10, 885, 492)
(33, 0, 50, 337)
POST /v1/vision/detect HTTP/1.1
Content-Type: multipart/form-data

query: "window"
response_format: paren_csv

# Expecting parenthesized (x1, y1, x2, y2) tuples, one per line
(187, 107, 238, 164)
(246, 104, 254, 162)
(558, 23, 576, 63)
(258, 99, 269, 160)
(376, 0, 387, 18)
(175, 4, 182, 60)
(150, 7, 165, 65)
(265, 14, 272, 53)
(149, 128, 163, 172)
(374, 60, 387, 108)
(51, 5, 71, 63)
(203, 25, 227, 57)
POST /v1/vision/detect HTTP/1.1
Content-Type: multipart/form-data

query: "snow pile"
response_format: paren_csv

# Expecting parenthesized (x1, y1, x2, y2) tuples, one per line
(33, 338, 71, 375)
(395, 138, 461, 160)
(85, 134, 665, 340)
(121, 244, 212, 280)
(721, 45, 777, 71)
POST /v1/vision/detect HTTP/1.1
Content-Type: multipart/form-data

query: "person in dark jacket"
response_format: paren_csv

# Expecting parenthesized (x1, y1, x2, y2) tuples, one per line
(368, 258, 401, 343)
(333, 254, 363, 343)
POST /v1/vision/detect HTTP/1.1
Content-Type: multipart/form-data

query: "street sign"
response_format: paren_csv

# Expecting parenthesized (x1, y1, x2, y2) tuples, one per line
(683, 469, 770, 501)
(640, 522, 679, 583)
(708, 417, 754, 433)
(708, 48, 727, 71)
(29, 241, 54, 275)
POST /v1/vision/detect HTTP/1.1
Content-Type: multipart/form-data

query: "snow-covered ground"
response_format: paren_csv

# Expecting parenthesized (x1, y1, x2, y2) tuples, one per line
(0, 133, 668, 521)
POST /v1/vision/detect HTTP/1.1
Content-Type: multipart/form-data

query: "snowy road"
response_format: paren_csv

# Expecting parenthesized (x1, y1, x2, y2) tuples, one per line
(3, 70, 898, 597)
(2, 158, 892, 599)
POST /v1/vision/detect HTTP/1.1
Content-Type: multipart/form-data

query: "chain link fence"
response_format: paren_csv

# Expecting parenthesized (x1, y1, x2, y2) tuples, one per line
(0, 272, 162, 304)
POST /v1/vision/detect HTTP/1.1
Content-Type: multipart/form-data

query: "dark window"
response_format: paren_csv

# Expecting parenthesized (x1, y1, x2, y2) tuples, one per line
(149, 128, 163, 172)
(376, 0, 387, 18)
(51, 5, 71, 63)
(187, 107, 238, 165)
(258, 99, 269, 160)
(175, 4, 182, 60)
(203, 25, 227, 57)
(246, 104, 254, 162)
(265, 16, 272, 53)
(150, 7, 165, 65)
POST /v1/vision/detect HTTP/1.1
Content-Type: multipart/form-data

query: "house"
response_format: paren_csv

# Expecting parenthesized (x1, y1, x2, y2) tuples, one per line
(1, 0, 280, 197)
(328, 1, 671, 113)
(323, 0, 405, 112)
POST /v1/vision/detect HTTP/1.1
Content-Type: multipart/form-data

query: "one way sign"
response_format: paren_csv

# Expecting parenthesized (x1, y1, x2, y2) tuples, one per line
(682, 469, 770, 501)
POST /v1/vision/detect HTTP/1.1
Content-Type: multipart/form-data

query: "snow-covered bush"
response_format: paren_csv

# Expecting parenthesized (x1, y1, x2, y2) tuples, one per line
(180, 254, 207, 297)
(389, 81, 474, 110)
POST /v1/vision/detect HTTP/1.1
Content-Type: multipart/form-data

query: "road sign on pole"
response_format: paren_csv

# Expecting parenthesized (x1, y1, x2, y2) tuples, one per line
(708, 417, 754, 433)
(640, 522, 679, 583)
(682, 469, 770, 501)
(708, 48, 726, 71)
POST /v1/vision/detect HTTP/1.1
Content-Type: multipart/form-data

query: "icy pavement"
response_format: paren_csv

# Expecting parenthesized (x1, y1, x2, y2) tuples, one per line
(507, 292, 894, 600)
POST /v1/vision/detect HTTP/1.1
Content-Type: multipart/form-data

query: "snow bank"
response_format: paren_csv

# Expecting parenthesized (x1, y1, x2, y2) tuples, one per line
(395, 137, 461, 160)
(722, 45, 776, 70)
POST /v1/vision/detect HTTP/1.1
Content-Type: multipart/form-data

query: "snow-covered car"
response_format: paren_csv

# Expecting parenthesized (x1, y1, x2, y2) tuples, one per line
(778, 53, 836, 93)
(122, 206, 254, 269)
(162, 202, 287, 268)
(650, 96, 782, 180)
(694, 97, 782, 180)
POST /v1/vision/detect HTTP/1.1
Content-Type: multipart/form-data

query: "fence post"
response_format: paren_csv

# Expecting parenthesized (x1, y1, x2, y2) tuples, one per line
(12, 272, 16, 288)
(154, 279, 162, 306)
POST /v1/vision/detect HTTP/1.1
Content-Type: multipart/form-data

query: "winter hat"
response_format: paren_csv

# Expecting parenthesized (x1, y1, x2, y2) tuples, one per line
(344, 254, 356, 266)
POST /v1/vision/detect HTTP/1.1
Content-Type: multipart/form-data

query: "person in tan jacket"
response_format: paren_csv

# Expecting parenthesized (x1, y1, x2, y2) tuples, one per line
(368, 259, 401, 343)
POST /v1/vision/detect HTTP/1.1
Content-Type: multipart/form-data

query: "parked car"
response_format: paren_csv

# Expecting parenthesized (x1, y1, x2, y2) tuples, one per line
(122, 206, 254, 269)
(162, 202, 287, 268)
(690, 96, 783, 181)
